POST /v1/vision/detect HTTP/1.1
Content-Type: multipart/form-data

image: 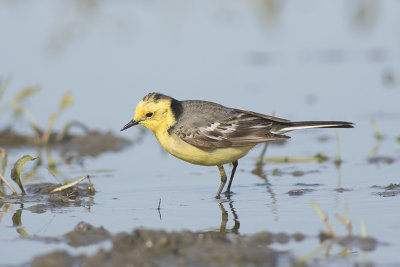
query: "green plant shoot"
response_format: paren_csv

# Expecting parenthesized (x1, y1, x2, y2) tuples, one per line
(42, 93, 74, 144)
(0, 147, 7, 176)
(10, 155, 37, 194)
(13, 86, 40, 102)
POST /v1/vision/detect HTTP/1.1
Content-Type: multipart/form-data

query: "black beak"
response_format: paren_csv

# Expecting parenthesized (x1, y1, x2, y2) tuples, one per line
(120, 120, 138, 131)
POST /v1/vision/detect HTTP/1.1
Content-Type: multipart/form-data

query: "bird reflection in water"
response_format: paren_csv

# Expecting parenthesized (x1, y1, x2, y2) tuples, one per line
(218, 195, 240, 234)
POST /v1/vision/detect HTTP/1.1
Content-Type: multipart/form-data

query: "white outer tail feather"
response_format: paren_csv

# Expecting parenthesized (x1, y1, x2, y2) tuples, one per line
(273, 124, 343, 134)
(271, 121, 354, 134)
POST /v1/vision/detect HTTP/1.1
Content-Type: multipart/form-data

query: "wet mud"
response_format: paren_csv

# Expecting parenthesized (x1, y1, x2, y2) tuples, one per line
(31, 222, 296, 267)
(29, 221, 380, 267)
(0, 128, 133, 157)
(372, 184, 400, 197)
(367, 155, 395, 164)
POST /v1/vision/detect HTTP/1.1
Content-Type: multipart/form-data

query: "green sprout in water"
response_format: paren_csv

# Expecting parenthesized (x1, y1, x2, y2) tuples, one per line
(41, 93, 74, 144)
(310, 200, 362, 239)
(310, 200, 336, 237)
(7, 86, 41, 134)
(10, 155, 37, 195)
(371, 120, 382, 140)
(0, 77, 11, 105)
(4, 82, 74, 145)
(0, 147, 7, 176)
(299, 200, 373, 264)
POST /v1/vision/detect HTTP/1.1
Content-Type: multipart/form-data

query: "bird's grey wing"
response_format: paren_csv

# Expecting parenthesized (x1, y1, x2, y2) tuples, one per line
(233, 108, 291, 123)
(174, 103, 290, 149)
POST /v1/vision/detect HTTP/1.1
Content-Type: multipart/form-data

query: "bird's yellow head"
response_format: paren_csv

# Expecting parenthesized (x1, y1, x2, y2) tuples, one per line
(121, 93, 182, 133)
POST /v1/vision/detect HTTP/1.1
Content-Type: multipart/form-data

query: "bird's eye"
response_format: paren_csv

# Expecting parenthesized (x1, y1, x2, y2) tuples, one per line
(146, 112, 153, 117)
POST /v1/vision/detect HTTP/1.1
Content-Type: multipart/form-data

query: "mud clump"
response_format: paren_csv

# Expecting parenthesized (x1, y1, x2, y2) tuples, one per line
(0, 182, 95, 215)
(26, 182, 93, 207)
(372, 184, 400, 197)
(250, 231, 305, 245)
(292, 171, 305, 177)
(334, 187, 352, 193)
(368, 156, 395, 164)
(338, 236, 377, 252)
(27, 204, 47, 214)
(287, 188, 314, 196)
(64, 222, 110, 247)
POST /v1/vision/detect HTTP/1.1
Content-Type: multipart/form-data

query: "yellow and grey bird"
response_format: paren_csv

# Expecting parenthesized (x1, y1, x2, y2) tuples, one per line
(121, 93, 353, 198)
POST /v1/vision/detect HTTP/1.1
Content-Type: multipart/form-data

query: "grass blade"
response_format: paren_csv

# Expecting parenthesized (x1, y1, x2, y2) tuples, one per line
(0, 76, 11, 103)
(9, 101, 41, 134)
(0, 147, 7, 176)
(59, 93, 74, 112)
(42, 93, 74, 144)
(311, 200, 336, 237)
(360, 219, 367, 237)
(311, 200, 325, 220)
(13, 86, 40, 102)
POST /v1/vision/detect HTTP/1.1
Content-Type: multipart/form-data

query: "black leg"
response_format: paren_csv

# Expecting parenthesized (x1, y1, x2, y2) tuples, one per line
(216, 165, 227, 199)
(226, 160, 238, 193)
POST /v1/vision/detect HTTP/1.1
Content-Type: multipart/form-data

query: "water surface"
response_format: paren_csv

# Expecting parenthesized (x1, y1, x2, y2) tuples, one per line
(1, 0, 399, 265)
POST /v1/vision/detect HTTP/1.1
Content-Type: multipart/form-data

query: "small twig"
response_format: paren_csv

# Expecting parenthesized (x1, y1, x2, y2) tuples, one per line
(334, 129, 341, 168)
(157, 198, 162, 220)
(49, 175, 89, 193)
(0, 173, 17, 194)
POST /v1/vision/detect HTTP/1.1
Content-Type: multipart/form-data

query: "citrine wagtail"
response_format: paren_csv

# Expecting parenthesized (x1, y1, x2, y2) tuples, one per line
(121, 93, 353, 199)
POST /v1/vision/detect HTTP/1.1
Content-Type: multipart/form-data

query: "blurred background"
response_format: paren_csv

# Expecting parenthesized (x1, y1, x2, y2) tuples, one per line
(1, 0, 398, 131)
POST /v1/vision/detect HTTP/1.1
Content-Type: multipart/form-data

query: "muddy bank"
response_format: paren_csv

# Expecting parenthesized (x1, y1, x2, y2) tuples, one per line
(29, 221, 379, 267)
(31, 222, 298, 267)
(0, 128, 133, 157)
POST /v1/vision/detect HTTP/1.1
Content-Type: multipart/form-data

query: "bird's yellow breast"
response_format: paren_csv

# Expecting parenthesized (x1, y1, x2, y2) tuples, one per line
(153, 129, 254, 166)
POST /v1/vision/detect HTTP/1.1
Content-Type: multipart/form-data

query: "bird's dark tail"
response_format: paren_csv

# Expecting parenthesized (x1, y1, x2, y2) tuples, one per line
(272, 121, 354, 134)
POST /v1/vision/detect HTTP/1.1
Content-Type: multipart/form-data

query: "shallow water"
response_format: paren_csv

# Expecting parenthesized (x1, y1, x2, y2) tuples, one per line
(1, 0, 400, 266)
